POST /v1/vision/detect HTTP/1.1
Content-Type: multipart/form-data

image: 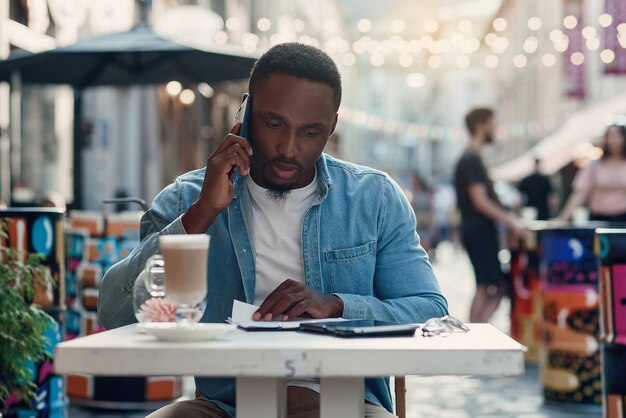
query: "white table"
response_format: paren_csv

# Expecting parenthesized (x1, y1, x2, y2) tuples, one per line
(54, 324, 525, 418)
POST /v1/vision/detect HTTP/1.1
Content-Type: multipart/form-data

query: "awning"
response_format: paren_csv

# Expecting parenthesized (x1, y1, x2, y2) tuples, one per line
(491, 92, 626, 181)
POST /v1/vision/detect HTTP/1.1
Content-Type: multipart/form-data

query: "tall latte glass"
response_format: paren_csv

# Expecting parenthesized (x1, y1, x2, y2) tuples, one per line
(159, 234, 210, 325)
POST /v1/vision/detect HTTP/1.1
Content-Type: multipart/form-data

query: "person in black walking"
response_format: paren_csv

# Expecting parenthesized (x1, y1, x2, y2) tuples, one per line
(518, 158, 555, 221)
(454, 107, 528, 323)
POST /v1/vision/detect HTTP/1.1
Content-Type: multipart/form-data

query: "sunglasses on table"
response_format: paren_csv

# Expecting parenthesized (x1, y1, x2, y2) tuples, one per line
(421, 315, 470, 337)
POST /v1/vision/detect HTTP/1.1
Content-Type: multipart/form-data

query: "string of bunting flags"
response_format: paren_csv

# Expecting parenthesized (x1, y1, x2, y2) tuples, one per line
(338, 106, 564, 142)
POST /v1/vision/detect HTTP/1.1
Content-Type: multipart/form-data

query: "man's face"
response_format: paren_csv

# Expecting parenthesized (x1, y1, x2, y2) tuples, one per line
(248, 73, 338, 192)
(483, 117, 495, 144)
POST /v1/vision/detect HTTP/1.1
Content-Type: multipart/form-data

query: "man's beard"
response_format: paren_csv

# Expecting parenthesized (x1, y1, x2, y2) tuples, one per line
(266, 187, 291, 200)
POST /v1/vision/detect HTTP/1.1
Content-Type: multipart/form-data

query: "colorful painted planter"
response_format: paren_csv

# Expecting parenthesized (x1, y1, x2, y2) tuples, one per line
(595, 229, 626, 418)
(539, 227, 602, 407)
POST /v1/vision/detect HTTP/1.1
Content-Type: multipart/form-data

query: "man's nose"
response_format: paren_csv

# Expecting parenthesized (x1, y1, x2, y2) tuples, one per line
(277, 131, 298, 157)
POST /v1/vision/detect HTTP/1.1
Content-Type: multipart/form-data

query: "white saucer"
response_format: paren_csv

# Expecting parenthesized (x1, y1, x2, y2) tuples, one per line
(139, 322, 236, 342)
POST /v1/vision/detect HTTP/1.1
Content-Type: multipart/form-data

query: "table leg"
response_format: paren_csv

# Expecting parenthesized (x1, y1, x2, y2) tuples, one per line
(320, 377, 364, 418)
(236, 377, 286, 418)
(394, 376, 406, 418)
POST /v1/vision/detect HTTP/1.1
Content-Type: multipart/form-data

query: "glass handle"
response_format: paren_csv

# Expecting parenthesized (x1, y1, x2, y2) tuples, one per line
(145, 254, 165, 293)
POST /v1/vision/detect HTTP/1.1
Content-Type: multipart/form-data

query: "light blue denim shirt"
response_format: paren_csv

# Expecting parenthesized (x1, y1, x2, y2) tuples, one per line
(98, 153, 448, 416)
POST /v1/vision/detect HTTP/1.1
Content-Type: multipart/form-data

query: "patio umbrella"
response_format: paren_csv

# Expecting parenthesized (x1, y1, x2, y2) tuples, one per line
(0, 24, 257, 208)
(0, 24, 256, 87)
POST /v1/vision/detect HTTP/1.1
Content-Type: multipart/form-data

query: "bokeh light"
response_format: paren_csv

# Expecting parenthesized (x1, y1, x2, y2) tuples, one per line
(600, 49, 616, 64)
(570, 52, 585, 66)
(493, 18, 507, 32)
(257, 17, 271, 32)
(485, 55, 499, 69)
(166, 81, 182, 96)
(528, 17, 542, 31)
(563, 15, 578, 30)
(513, 55, 528, 68)
(542, 53, 556, 67)
(357, 19, 372, 33)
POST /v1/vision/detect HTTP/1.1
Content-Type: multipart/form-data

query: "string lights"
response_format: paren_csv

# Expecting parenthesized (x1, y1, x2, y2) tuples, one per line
(207, 12, 624, 137)
(218, 13, 623, 84)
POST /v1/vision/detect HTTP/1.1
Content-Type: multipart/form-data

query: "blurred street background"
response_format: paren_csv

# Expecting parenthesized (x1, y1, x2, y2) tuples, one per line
(2, 0, 624, 417)
(2, 0, 625, 213)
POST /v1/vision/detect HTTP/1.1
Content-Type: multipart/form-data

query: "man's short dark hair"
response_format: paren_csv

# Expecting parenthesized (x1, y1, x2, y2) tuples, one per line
(249, 43, 342, 111)
(465, 107, 494, 136)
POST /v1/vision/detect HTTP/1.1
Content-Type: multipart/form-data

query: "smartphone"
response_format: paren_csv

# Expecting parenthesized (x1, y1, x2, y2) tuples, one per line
(235, 93, 252, 139)
(298, 320, 420, 338)
(231, 93, 253, 179)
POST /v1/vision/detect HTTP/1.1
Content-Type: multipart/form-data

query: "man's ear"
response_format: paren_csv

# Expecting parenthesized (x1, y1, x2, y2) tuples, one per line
(329, 113, 338, 136)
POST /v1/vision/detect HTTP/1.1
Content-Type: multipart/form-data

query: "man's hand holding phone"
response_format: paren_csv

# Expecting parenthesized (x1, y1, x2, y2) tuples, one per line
(199, 122, 252, 203)
(182, 115, 253, 234)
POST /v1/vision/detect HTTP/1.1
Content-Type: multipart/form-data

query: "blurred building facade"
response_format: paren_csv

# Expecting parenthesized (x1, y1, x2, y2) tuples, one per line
(1, 0, 143, 209)
(1, 0, 345, 210)
(336, 0, 505, 184)
(2, 0, 626, 208)
(487, 0, 626, 182)
(334, 0, 626, 188)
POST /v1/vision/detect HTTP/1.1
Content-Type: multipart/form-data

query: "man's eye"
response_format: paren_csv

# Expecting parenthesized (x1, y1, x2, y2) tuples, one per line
(266, 120, 282, 129)
(305, 130, 320, 137)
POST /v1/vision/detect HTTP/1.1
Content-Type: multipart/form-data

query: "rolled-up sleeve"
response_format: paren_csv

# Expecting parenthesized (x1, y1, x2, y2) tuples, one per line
(97, 180, 188, 329)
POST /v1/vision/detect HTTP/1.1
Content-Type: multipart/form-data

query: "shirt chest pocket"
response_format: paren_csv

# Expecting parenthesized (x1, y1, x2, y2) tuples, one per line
(324, 240, 376, 294)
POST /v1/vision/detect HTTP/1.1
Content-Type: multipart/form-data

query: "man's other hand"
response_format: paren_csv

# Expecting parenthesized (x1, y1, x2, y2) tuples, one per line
(253, 279, 344, 321)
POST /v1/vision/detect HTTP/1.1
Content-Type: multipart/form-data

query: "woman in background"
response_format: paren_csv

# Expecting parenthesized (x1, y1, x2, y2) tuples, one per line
(558, 124, 626, 222)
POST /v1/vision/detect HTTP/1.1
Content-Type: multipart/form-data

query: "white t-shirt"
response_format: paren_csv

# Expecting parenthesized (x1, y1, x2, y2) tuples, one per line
(246, 172, 320, 391)
(247, 174, 318, 306)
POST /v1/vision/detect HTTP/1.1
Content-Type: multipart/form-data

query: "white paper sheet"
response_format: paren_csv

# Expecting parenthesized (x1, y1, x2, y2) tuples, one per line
(230, 299, 343, 330)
